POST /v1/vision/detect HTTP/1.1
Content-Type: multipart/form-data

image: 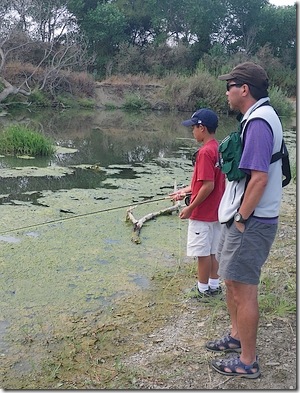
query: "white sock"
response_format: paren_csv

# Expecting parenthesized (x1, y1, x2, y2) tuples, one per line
(197, 281, 209, 293)
(208, 278, 220, 290)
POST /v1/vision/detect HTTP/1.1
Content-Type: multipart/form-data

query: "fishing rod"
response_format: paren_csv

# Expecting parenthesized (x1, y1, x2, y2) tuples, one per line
(0, 194, 182, 235)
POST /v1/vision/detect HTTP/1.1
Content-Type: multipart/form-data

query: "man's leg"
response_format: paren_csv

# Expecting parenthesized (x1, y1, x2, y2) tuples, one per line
(225, 279, 259, 366)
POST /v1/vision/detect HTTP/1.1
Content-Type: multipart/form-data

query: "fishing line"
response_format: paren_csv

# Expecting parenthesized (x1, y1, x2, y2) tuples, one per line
(158, 196, 188, 306)
(0, 195, 173, 235)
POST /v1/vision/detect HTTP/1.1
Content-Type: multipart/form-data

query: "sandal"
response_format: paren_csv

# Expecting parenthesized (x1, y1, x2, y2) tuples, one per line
(211, 356, 261, 379)
(206, 334, 241, 353)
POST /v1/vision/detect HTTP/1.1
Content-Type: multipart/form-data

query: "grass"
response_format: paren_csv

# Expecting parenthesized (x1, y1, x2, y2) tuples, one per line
(0, 124, 55, 156)
(259, 268, 296, 318)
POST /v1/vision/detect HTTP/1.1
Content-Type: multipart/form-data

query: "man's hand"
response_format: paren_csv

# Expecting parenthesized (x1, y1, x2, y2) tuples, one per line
(235, 221, 245, 233)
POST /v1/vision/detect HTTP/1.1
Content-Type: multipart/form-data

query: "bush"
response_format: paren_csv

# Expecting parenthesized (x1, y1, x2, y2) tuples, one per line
(56, 94, 95, 108)
(0, 124, 55, 156)
(269, 86, 294, 117)
(164, 71, 227, 112)
(123, 94, 151, 110)
(29, 89, 51, 107)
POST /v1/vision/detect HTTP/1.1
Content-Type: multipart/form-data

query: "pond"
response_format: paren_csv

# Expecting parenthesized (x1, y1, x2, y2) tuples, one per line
(0, 107, 296, 377)
(0, 108, 295, 197)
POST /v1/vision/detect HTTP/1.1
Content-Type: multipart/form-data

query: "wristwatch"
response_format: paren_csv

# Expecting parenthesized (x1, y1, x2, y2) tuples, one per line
(234, 212, 247, 224)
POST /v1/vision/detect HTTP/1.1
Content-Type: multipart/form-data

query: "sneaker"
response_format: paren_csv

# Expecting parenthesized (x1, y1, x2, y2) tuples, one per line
(209, 286, 223, 296)
(189, 285, 212, 302)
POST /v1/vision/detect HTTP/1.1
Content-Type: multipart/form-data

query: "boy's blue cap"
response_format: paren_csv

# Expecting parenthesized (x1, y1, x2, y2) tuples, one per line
(181, 108, 218, 130)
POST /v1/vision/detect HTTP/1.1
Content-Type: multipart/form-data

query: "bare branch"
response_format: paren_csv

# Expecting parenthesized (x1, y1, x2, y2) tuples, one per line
(126, 202, 181, 244)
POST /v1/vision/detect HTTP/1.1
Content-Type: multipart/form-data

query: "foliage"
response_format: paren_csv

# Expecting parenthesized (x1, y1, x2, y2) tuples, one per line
(0, 125, 55, 156)
(123, 94, 151, 111)
(115, 42, 195, 77)
(28, 90, 52, 107)
(0, 0, 296, 101)
(56, 94, 95, 108)
(75, 2, 127, 77)
(65, 0, 296, 78)
(164, 71, 228, 112)
(255, 44, 297, 96)
(268, 86, 294, 118)
(255, 5, 296, 69)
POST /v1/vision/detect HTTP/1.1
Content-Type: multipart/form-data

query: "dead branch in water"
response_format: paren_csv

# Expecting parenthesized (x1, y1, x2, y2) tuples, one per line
(126, 201, 181, 244)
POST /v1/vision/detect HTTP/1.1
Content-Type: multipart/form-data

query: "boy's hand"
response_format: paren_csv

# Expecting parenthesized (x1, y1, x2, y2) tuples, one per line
(179, 206, 192, 219)
(168, 191, 186, 201)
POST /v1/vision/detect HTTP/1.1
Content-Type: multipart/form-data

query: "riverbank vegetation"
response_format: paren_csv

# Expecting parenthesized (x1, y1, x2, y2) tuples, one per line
(0, 124, 55, 156)
(0, 0, 296, 116)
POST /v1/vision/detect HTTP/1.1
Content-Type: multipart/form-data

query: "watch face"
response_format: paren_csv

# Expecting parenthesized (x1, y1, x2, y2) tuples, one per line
(235, 212, 246, 223)
(235, 213, 242, 222)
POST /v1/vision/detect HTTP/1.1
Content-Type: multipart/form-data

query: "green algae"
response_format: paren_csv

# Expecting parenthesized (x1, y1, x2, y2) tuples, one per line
(0, 158, 192, 386)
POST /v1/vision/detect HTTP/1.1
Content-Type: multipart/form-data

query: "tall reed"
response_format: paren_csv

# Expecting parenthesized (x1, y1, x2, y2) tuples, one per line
(0, 124, 55, 156)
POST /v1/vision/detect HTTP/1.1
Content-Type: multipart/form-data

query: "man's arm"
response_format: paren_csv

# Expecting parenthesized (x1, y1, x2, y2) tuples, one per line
(237, 170, 268, 221)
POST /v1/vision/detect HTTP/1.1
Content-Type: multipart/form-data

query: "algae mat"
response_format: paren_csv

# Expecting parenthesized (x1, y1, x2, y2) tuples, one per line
(0, 159, 191, 379)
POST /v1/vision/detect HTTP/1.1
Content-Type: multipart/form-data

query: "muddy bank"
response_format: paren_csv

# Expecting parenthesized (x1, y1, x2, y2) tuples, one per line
(95, 81, 168, 110)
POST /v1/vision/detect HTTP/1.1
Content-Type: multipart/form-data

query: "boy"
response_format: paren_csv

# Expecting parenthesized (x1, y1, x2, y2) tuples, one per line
(170, 108, 225, 300)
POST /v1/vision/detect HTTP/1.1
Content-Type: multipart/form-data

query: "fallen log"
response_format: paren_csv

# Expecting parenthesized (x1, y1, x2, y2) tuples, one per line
(126, 201, 181, 244)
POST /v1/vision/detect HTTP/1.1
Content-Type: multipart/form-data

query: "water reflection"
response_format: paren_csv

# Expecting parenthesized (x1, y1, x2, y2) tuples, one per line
(0, 108, 296, 202)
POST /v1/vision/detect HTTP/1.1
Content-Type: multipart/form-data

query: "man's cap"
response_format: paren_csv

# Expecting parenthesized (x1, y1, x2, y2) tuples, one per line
(218, 62, 269, 90)
(181, 108, 218, 129)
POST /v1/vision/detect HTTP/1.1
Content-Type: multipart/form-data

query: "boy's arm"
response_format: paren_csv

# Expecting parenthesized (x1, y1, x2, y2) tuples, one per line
(169, 184, 192, 201)
(179, 180, 214, 219)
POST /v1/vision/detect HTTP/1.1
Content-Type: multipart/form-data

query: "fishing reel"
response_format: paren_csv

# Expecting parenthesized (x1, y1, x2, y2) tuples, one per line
(184, 194, 191, 206)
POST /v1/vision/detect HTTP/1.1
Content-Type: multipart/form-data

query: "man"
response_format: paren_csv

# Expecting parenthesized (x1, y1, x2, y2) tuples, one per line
(169, 109, 225, 300)
(206, 62, 283, 378)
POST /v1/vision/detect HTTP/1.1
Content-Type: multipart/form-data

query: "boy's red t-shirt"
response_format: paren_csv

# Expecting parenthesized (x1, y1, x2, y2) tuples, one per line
(189, 139, 225, 222)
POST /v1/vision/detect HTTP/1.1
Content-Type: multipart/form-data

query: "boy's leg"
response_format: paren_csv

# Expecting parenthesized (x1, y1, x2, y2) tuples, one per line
(210, 253, 219, 279)
(197, 255, 211, 292)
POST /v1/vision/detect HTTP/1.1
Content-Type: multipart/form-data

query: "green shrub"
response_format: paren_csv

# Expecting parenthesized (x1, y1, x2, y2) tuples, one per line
(78, 98, 95, 108)
(56, 94, 95, 109)
(123, 94, 151, 110)
(164, 71, 227, 112)
(28, 90, 51, 107)
(269, 86, 294, 117)
(0, 124, 55, 156)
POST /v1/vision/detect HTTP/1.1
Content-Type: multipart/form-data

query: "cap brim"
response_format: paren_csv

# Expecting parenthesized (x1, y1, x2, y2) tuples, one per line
(181, 119, 197, 127)
(218, 72, 234, 81)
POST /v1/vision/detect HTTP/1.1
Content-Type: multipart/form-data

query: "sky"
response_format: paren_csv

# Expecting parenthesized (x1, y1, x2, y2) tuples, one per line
(269, 0, 296, 5)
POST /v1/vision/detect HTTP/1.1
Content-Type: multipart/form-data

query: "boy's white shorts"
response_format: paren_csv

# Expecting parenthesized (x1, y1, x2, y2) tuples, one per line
(187, 219, 221, 257)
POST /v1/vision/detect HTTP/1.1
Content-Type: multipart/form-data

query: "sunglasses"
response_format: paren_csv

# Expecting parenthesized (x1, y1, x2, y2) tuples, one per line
(226, 82, 244, 91)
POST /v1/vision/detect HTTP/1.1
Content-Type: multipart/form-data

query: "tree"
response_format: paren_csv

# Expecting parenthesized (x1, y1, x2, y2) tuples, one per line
(212, 0, 268, 54)
(115, 0, 157, 46)
(0, 0, 92, 103)
(255, 5, 296, 68)
(68, 1, 127, 77)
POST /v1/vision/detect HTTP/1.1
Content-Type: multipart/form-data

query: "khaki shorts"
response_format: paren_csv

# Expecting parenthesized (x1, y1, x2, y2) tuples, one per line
(217, 218, 278, 285)
(187, 219, 222, 257)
